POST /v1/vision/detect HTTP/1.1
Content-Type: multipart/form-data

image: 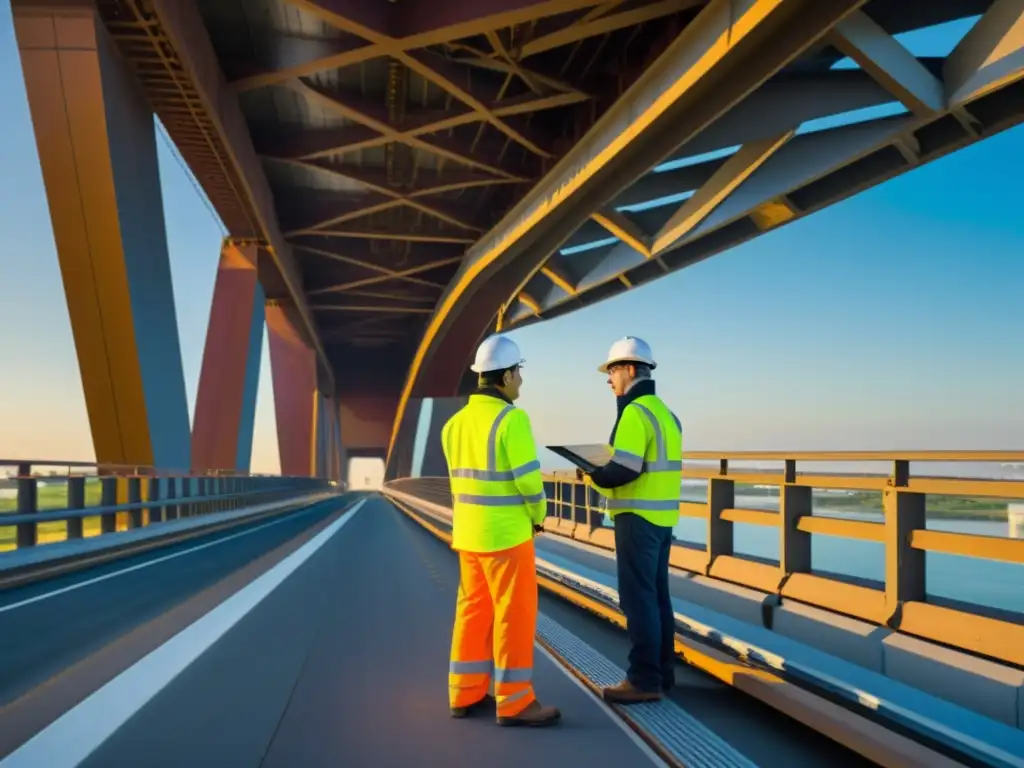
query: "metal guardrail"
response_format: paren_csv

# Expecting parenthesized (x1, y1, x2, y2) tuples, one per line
(385, 451, 1024, 669)
(0, 459, 338, 551)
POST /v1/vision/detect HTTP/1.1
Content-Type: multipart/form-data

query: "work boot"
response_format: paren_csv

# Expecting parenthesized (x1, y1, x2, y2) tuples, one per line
(602, 679, 663, 704)
(451, 694, 495, 719)
(496, 700, 561, 727)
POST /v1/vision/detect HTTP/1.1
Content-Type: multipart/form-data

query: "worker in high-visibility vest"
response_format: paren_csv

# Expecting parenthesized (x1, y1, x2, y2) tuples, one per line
(579, 337, 682, 704)
(442, 334, 561, 727)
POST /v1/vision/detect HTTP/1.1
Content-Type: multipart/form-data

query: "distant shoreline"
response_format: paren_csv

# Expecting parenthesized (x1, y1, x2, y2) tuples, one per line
(680, 482, 1012, 522)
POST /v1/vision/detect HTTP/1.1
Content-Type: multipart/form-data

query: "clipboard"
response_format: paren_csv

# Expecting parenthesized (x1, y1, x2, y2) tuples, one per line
(546, 444, 614, 474)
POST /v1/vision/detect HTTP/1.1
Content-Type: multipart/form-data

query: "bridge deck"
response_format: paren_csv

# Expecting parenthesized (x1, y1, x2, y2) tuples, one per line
(77, 497, 664, 767)
(0, 496, 875, 766)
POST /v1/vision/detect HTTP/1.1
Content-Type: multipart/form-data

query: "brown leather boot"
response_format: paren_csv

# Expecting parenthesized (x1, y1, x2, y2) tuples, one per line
(451, 695, 495, 719)
(496, 700, 562, 727)
(602, 679, 663, 704)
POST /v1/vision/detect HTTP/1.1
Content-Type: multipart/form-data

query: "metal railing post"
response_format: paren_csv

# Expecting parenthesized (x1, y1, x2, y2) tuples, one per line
(66, 475, 85, 539)
(147, 476, 162, 524)
(587, 481, 605, 530)
(166, 477, 178, 521)
(15, 462, 38, 548)
(706, 462, 735, 574)
(99, 476, 118, 534)
(181, 477, 193, 518)
(127, 476, 142, 529)
(780, 459, 812, 576)
(884, 460, 926, 626)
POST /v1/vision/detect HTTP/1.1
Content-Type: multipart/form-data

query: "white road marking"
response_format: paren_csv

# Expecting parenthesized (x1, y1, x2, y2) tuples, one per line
(0, 499, 340, 615)
(0, 499, 366, 768)
(534, 641, 667, 767)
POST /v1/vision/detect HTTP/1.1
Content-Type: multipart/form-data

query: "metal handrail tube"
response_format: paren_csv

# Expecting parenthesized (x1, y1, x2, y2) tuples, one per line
(0, 485, 321, 526)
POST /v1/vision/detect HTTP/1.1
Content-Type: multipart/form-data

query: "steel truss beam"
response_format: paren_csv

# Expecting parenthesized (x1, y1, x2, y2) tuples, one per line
(129, 0, 335, 389)
(388, 0, 874, 461)
(504, 0, 1024, 326)
(233, 0, 687, 91)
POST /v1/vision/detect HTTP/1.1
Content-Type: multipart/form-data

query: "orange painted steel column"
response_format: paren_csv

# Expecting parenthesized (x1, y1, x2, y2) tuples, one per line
(191, 242, 264, 472)
(14, 4, 191, 469)
(266, 302, 317, 477)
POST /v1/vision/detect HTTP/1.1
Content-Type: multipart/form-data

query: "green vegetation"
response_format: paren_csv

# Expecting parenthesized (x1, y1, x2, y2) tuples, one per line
(732, 484, 1011, 521)
(0, 480, 103, 512)
(0, 481, 106, 551)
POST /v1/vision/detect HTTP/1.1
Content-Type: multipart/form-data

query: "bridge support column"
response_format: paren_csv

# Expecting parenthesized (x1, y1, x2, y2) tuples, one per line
(266, 303, 318, 476)
(385, 399, 422, 482)
(14, 3, 191, 469)
(340, 394, 395, 484)
(191, 242, 264, 472)
(418, 397, 467, 477)
(384, 396, 466, 480)
(327, 398, 347, 485)
(313, 391, 342, 480)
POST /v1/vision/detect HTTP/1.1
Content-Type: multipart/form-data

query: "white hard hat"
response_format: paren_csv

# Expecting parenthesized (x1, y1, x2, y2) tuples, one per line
(598, 336, 656, 374)
(470, 334, 525, 374)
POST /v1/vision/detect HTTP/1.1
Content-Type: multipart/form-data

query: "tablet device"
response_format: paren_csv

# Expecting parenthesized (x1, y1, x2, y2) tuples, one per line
(546, 444, 614, 474)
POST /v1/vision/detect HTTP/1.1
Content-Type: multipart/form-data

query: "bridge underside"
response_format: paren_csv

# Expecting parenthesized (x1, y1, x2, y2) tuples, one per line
(391, 0, 1024, 455)
(10, 0, 1024, 476)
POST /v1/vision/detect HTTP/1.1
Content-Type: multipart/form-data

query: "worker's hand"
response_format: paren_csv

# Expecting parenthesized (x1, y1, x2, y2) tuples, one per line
(533, 524, 544, 536)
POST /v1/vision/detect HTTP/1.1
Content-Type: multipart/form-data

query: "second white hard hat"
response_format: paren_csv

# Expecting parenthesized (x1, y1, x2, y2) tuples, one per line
(598, 336, 656, 374)
(470, 334, 525, 373)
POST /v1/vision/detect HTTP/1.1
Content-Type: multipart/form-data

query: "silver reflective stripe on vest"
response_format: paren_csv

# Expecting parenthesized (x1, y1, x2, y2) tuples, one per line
(611, 448, 643, 472)
(455, 492, 544, 506)
(450, 458, 540, 482)
(487, 405, 514, 469)
(631, 402, 682, 473)
(449, 405, 514, 481)
(451, 405, 541, 507)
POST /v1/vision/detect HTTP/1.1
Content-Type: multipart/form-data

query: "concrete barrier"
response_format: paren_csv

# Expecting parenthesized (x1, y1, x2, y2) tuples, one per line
(773, 599, 890, 672)
(385, 488, 1024, 732)
(673, 571, 769, 627)
(883, 633, 1024, 728)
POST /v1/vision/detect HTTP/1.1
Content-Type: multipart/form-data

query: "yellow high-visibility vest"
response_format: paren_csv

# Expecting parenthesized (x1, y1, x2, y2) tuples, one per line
(442, 392, 548, 552)
(593, 393, 682, 527)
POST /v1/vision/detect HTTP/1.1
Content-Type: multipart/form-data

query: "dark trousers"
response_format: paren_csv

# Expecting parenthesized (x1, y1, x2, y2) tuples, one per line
(613, 512, 675, 692)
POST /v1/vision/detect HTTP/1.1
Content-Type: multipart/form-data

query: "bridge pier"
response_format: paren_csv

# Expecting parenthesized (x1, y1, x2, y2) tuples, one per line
(384, 396, 466, 480)
(191, 242, 264, 473)
(14, 2, 191, 469)
(337, 394, 393, 486)
(266, 302, 323, 477)
(417, 397, 467, 477)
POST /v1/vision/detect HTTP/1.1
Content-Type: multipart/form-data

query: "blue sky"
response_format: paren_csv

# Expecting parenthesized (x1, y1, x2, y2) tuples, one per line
(1, 7, 1021, 475)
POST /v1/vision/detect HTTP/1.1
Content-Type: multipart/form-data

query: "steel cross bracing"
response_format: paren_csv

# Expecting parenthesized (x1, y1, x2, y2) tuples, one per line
(388, 0, 1011, 457)
(82, 0, 703, 375)
(84, 1, 1024, 390)
(500, 0, 1024, 327)
(195, 0, 706, 366)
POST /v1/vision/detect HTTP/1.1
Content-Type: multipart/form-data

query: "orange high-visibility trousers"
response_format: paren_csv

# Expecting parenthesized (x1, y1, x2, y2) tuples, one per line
(449, 538, 538, 718)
